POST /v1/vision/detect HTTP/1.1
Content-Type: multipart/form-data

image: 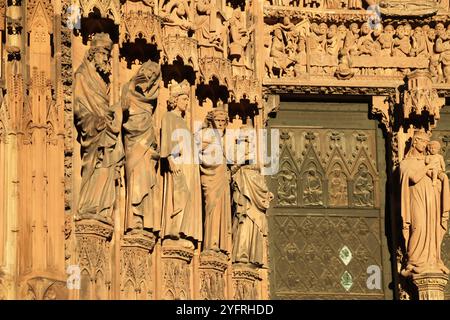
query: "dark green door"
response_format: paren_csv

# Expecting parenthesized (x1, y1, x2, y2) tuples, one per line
(267, 101, 392, 299)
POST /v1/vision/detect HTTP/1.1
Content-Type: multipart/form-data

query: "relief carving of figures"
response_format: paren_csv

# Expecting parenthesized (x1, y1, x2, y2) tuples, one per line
(73, 33, 124, 223)
(344, 23, 360, 56)
(197, 106, 232, 253)
(435, 24, 450, 83)
(329, 165, 348, 207)
(377, 24, 395, 57)
(392, 25, 411, 57)
(228, 8, 253, 66)
(231, 131, 273, 265)
(265, 18, 308, 78)
(277, 162, 298, 205)
(400, 131, 450, 276)
(194, 0, 224, 57)
(161, 0, 194, 37)
(160, 80, 202, 249)
(353, 164, 374, 207)
(122, 61, 162, 233)
(303, 165, 323, 206)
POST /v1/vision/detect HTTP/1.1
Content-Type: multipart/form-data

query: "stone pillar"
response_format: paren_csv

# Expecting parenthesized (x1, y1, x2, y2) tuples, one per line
(232, 264, 261, 300)
(74, 219, 113, 300)
(412, 274, 449, 300)
(199, 251, 228, 300)
(161, 246, 194, 300)
(120, 231, 156, 300)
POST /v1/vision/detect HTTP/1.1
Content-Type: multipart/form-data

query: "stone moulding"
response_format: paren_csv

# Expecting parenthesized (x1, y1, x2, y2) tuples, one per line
(412, 273, 449, 300)
(74, 219, 114, 239)
(161, 246, 194, 263)
(199, 251, 228, 272)
(122, 231, 157, 251)
(232, 265, 262, 282)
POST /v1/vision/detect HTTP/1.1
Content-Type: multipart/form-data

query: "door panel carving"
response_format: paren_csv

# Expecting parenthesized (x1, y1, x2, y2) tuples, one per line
(267, 102, 391, 299)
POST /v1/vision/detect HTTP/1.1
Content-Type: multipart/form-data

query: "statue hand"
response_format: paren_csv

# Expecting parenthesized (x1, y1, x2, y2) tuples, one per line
(438, 171, 447, 181)
(168, 157, 181, 176)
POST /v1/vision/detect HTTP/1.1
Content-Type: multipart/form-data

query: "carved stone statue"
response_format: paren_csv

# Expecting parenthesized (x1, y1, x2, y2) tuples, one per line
(400, 131, 450, 276)
(160, 80, 202, 249)
(303, 167, 323, 206)
(197, 106, 232, 253)
(231, 131, 273, 266)
(161, 0, 193, 37)
(195, 0, 223, 57)
(73, 33, 124, 223)
(353, 164, 374, 207)
(122, 61, 161, 233)
(228, 8, 252, 65)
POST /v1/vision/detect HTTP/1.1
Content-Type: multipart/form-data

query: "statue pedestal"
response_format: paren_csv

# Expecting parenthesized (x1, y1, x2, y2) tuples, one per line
(74, 219, 113, 300)
(412, 273, 448, 300)
(120, 230, 156, 300)
(232, 263, 261, 300)
(161, 245, 194, 300)
(199, 250, 228, 300)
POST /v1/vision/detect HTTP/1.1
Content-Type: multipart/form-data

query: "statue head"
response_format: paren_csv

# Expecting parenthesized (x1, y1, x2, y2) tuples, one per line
(396, 25, 405, 39)
(168, 80, 190, 112)
(87, 33, 113, 78)
(361, 23, 371, 35)
(412, 130, 431, 154)
(350, 23, 359, 34)
(327, 24, 337, 38)
(133, 61, 161, 94)
(427, 140, 442, 155)
(385, 24, 394, 35)
(205, 102, 229, 131)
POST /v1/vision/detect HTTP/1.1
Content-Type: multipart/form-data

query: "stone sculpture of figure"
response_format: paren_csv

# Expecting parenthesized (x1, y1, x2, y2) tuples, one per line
(122, 61, 162, 233)
(231, 129, 274, 266)
(310, 23, 327, 55)
(329, 167, 348, 207)
(326, 24, 339, 56)
(377, 24, 395, 57)
(410, 26, 428, 57)
(269, 28, 296, 77)
(73, 33, 124, 223)
(392, 25, 411, 57)
(425, 140, 446, 187)
(303, 168, 323, 205)
(161, 0, 193, 37)
(197, 105, 232, 253)
(160, 80, 202, 249)
(228, 8, 252, 65)
(277, 167, 297, 205)
(435, 26, 450, 83)
(353, 164, 374, 207)
(357, 23, 376, 56)
(344, 23, 360, 56)
(335, 47, 354, 79)
(194, 0, 223, 57)
(400, 131, 450, 276)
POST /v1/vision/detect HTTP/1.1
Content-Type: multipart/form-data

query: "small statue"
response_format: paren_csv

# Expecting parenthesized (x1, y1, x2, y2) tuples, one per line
(425, 140, 446, 186)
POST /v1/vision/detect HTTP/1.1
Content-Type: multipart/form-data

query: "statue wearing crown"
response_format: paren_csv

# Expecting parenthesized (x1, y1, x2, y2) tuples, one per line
(160, 79, 202, 249)
(400, 130, 450, 276)
(73, 33, 124, 224)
